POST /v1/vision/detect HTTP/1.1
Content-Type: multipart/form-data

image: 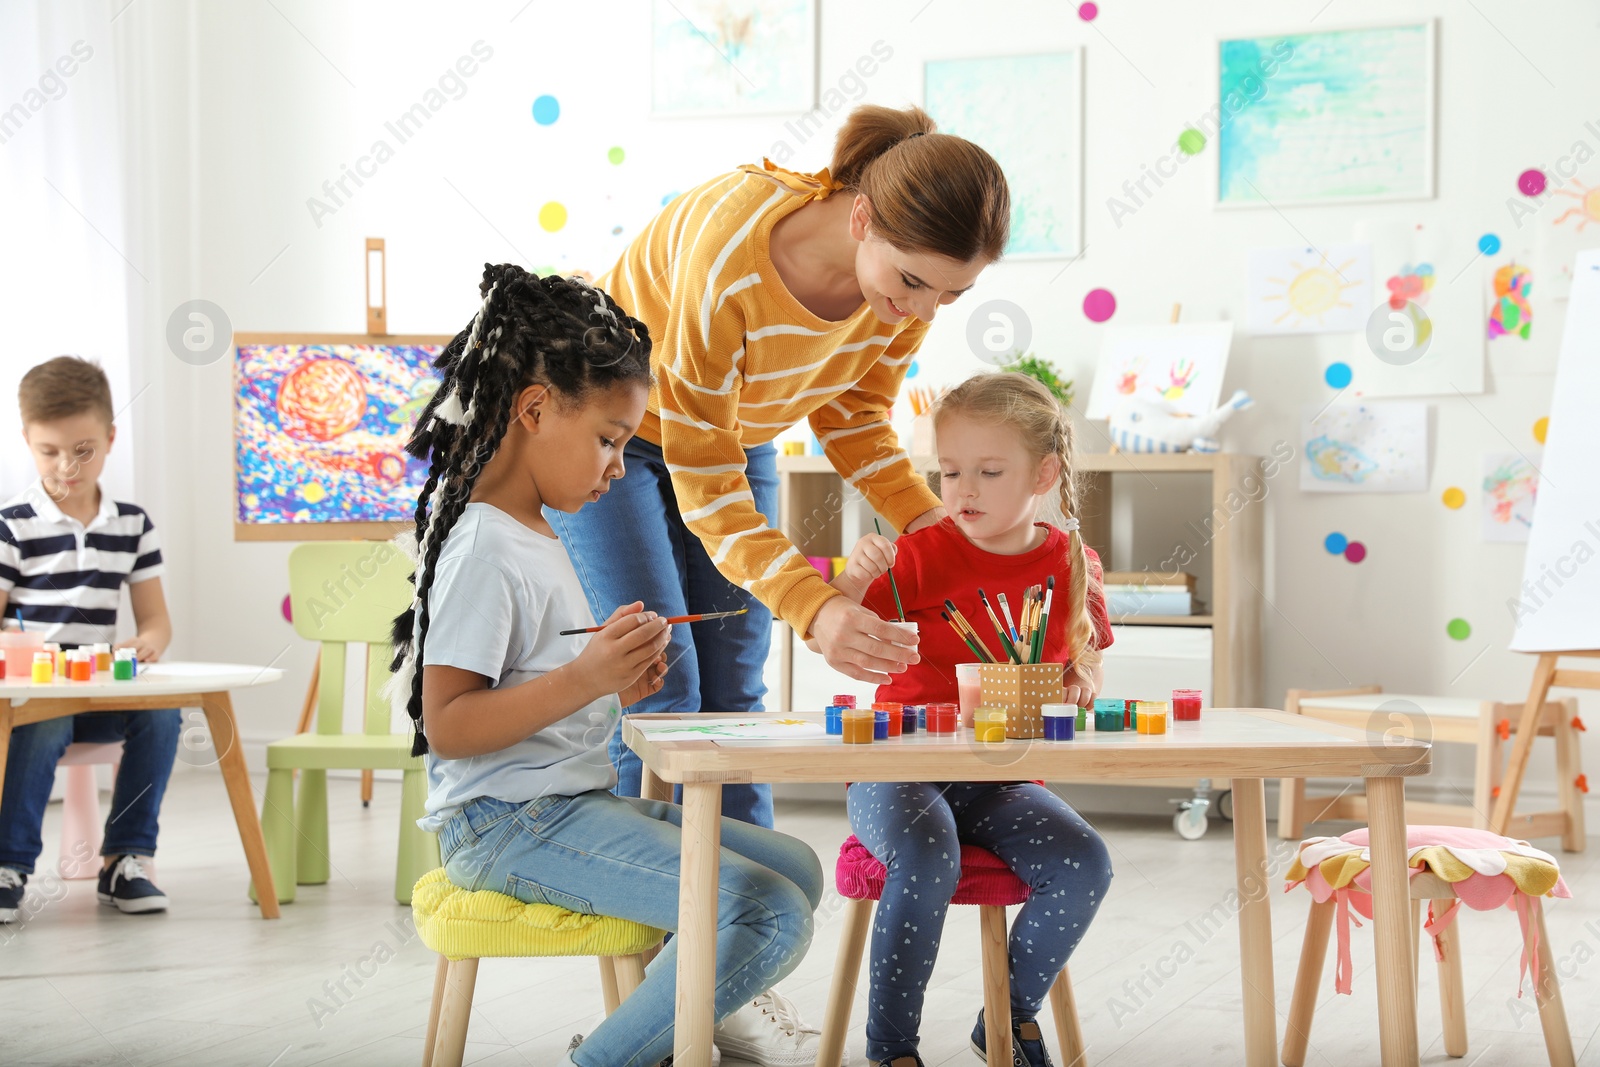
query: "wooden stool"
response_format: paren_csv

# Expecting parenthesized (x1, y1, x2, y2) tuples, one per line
(1279, 687, 1586, 850)
(1284, 830, 1575, 1067)
(411, 868, 664, 1067)
(819, 836, 1086, 1067)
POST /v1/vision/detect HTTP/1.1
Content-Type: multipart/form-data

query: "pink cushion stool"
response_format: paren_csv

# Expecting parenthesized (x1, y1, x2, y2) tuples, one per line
(818, 835, 1087, 1067)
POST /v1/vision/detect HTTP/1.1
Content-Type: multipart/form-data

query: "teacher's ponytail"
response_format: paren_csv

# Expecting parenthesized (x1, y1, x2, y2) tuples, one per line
(828, 104, 1010, 264)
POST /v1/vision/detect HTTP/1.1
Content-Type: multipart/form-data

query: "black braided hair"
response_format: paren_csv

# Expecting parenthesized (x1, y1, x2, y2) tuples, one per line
(386, 264, 653, 755)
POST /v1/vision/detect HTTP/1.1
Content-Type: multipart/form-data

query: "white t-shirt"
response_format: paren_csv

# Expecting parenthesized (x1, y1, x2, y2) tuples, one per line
(417, 503, 619, 831)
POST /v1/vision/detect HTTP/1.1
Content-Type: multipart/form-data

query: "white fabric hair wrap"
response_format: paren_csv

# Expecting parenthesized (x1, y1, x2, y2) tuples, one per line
(1060, 517, 1080, 533)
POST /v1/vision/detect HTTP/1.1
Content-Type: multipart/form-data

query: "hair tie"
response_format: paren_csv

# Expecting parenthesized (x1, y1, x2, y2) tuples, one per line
(1061, 517, 1080, 533)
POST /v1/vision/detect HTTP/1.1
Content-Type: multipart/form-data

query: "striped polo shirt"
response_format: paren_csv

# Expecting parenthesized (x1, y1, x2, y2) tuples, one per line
(599, 159, 941, 633)
(0, 481, 164, 647)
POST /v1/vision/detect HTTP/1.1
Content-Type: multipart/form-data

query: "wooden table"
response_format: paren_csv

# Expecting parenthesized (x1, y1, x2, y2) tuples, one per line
(0, 662, 285, 919)
(624, 709, 1433, 1067)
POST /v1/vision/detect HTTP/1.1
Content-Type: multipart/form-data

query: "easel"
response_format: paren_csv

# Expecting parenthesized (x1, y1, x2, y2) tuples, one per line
(292, 238, 394, 807)
(1490, 651, 1593, 842)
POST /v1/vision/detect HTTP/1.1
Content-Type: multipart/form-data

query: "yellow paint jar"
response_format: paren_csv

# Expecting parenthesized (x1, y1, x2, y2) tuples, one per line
(975, 707, 1008, 743)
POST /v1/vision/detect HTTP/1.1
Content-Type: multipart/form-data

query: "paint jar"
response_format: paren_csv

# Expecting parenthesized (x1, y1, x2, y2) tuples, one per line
(1137, 700, 1169, 735)
(0, 633, 45, 679)
(909, 705, 927, 730)
(974, 707, 1008, 743)
(94, 643, 112, 673)
(1041, 703, 1076, 741)
(113, 654, 136, 682)
(873, 710, 891, 740)
(900, 706, 919, 734)
(874, 702, 903, 738)
(1076, 707, 1088, 733)
(842, 708, 875, 744)
(832, 694, 857, 709)
(56, 645, 70, 677)
(926, 703, 958, 734)
(1172, 689, 1203, 722)
(70, 651, 92, 682)
(825, 705, 845, 736)
(115, 648, 138, 678)
(1124, 698, 1137, 730)
(956, 663, 983, 728)
(31, 651, 53, 684)
(43, 642, 60, 677)
(1093, 698, 1124, 732)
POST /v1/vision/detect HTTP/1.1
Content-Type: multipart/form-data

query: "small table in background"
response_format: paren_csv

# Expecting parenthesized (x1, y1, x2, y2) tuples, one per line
(0, 662, 284, 919)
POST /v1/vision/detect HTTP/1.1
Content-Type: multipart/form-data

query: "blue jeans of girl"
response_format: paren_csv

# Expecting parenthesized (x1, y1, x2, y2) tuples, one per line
(549, 437, 779, 830)
(846, 781, 1114, 1064)
(439, 789, 822, 1067)
(0, 709, 182, 873)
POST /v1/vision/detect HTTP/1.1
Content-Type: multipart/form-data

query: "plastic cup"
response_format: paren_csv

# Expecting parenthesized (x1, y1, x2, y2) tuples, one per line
(956, 663, 983, 728)
(1, 632, 45, 679)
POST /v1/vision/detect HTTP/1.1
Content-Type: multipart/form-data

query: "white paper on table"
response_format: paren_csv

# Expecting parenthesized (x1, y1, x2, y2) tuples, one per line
(630, 718, 828, 741)
(1246, 243, 1372, 335)
(1300, 401, 1429, 493)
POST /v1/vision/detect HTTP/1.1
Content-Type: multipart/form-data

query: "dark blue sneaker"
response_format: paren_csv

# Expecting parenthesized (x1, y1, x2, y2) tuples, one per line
(0, 866, 25, 923)
(869, 1057, 926, 1067)
(971, 1009, 1051, 1067)
(96, 855, 167, 914)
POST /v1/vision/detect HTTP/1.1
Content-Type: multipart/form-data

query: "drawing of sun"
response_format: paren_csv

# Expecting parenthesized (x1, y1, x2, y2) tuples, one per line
(1264, 258, 1364, 327)
(1553, 181, 1600, 231)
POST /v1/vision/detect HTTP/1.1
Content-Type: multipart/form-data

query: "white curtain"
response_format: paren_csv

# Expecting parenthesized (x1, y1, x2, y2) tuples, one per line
(0, 0, 136, 502)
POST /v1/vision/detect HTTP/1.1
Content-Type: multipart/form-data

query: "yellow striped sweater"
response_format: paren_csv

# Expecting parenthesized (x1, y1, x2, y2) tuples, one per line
(598, 160, 941, 635)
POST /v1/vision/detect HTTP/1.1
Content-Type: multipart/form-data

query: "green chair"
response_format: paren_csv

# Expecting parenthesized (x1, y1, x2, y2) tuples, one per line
(256, 541, 439, 905)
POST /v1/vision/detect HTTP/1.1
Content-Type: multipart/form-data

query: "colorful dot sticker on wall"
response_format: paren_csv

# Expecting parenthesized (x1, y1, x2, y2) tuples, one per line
(1082, 288, 1116, 322)
(906, 360, 920, 379)
(1518, 168, 1547, 196)
(539, 202, 568, 232)
(1324, 532, 1348, 555)
(1078, 2, 1098, 19)
(1533, 416, 1549, 444)
(607, 146, 625, 165)
(1441, 486, 1466, 509)
(1324, 361, 1353, 389)
(281, 594, 293, 624)
(1446, 617, 1471, 641)
(1177, 129, 1206, 155)
(1478, 233, 1501, 256)
(532, 95, 560, 125)
(661, 191, 680, 206)
(611, 225, 624, 236)
(1344, 540, 1367, 564)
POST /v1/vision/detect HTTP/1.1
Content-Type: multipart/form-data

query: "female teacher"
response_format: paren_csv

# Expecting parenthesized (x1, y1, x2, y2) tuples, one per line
(553, 104, 1010, 828)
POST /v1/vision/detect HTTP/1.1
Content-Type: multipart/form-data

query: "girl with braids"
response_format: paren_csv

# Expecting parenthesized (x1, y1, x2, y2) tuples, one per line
(392, 265, 823, 1067)
(827, 373, 1115, 1067)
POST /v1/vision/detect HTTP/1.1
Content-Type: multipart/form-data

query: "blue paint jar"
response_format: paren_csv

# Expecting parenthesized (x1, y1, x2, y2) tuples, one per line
(873, 710, 890, 740)
(1041, 703, 1075, 741)
(825, 705, 844, 735)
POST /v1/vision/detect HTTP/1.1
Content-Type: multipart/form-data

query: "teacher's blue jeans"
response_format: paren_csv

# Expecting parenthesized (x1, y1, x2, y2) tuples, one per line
(0, 709, 182, 873)
(440, 790, 822, 1067)
(549, 438, 779, 830)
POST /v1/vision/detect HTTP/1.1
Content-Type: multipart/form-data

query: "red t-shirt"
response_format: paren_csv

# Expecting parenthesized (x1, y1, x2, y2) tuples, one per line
(862, 518, 1114, 707)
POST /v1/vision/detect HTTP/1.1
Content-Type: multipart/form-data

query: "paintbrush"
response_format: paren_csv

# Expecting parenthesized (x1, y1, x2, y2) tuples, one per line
(559, 608, 747, 636)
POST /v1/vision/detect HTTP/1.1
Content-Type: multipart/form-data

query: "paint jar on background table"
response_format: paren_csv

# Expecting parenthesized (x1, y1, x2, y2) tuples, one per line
(93, 643, 113, 673)
(43, 642, 60, 677)
(69, 650, 92, 681)
(1124, 698, 1137, 730)
(956, 663, 983, 728)
(1093, 698, 1124, 732)
(925, 702, 958, 734)
(1137, 700, 1169, 735)
(1172, 688, 1202, 722)
(873, 710, 891, 740)
(874, 702, 903, 738)
(842, 708, 875, 744)
(825, 705, 845, 736)
(974, 707, 1008, 743)
(1041, 703, 1076, 741)
(113, 648, 137, 681)
(832, 694, 857, 709)
(30, 651, 53, 685)
(0, 632, 45, 679)
(901, 706, 919, 734)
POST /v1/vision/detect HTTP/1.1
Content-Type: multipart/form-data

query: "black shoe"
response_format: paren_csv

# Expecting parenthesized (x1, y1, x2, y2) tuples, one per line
(0, 867, 25, 923)
(970, 1008, 1052, 1067)
(96, 855, 167, 914)
(871, 1057, 927, 1067)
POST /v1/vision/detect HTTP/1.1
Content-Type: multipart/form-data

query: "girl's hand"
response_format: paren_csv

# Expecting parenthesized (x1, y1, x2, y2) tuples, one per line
(808, 596, 918, 685)
(843, 533, 895, 586)
(1063, 666, 1097, 709)
(573, 602, 672, 702)
(116, 637, 163, 664)
(620, 652, 668, 707)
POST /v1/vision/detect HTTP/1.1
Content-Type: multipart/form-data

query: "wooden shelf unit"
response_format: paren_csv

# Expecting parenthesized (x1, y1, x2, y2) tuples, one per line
(776, 450, 1264, 710)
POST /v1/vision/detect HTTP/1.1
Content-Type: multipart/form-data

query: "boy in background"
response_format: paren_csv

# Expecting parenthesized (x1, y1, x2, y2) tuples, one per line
(0, 356, 176, 922)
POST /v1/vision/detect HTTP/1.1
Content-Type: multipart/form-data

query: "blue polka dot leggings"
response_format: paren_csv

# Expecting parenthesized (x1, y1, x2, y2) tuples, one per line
(846, 781, 1113, 1064)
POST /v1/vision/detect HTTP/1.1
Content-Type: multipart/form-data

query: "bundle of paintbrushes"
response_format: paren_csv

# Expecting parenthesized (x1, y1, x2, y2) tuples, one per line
(904, 386, 936, 417)
(939, 575, 1057, 665)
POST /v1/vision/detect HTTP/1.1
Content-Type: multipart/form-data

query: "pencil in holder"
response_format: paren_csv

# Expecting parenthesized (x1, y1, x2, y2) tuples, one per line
(979, 662, 1063, 739)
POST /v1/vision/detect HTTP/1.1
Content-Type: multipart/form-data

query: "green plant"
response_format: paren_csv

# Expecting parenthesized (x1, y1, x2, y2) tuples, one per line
(1003, 352, 1074, 408)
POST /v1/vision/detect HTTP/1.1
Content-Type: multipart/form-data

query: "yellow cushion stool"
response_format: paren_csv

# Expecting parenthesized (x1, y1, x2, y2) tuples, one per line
(411, 868, 665, 1067)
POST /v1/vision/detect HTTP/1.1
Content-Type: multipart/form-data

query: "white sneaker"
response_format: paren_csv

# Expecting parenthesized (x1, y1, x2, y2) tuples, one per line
(714, 989, 841, 1067)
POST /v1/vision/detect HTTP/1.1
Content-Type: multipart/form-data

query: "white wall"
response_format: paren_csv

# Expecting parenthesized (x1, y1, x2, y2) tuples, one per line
(40, 0, 1600, 815)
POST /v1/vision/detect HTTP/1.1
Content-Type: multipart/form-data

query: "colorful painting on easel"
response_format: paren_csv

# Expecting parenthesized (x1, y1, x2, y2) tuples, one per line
(1487, 263, 1533, 340)
(1482, 452, 1540, 543)
(235, 342, 444, 525)
(1084, 322, 1233, 419)
(1300, 401, 1428, 493)
(1246, 244, 1373, 334)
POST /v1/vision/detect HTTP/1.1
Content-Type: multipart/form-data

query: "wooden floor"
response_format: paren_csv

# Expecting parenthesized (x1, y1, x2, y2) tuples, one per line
(3, 772, 1598, 1066)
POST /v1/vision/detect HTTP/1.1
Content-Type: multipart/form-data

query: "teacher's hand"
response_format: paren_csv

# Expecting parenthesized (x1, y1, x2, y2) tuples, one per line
(809, 596, 919, 685)
(903, 506, 947, 534)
